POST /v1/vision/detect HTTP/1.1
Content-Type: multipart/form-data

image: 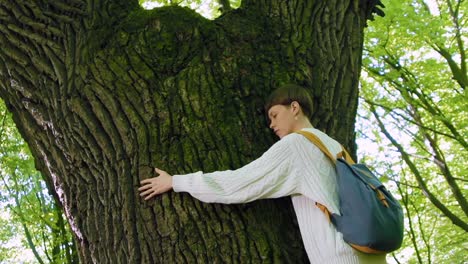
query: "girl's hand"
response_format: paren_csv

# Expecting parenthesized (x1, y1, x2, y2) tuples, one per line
(138, 168, 173, 200)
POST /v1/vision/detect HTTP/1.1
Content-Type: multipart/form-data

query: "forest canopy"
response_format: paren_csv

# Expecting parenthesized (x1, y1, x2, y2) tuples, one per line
(0, 0, 466, 263)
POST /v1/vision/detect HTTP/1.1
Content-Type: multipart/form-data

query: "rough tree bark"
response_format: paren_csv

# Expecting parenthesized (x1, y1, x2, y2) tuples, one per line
(0, 0, 382, 262)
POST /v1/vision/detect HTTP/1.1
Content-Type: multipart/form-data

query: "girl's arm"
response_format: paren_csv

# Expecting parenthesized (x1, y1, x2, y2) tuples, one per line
(139, 134, 301, 203)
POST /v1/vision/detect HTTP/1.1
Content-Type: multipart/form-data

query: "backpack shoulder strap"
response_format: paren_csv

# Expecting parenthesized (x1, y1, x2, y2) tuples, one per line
(338, 147, 355, 165)
(295, 130, 336, 163)
(295, 130, 336, 222)
(296, 130, 356, 165)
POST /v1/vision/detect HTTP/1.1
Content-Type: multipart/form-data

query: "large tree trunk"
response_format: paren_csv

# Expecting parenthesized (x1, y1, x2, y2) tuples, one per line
(0, 0, 381, 262)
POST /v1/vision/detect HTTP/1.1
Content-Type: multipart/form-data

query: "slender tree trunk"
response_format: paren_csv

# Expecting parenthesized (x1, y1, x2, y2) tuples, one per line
(0, 0, 381, 262)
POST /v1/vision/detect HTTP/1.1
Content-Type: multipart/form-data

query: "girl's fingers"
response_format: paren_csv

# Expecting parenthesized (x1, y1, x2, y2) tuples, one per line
(140, 188, 154, 197)
(138, 184, 152, 191)
(140, 178, 153, 184)
(145, 191, 158, 201)
(155, 168, 166, 175)
(139, 168, 169, 200)
(140, 189, 157, 196)
(139, 187, 151, 195)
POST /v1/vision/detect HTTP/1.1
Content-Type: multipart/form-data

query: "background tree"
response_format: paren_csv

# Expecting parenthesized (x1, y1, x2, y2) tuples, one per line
(0, 102, 77, 263)
(0, 0, 384, 262)
(358, 0, 467, 263)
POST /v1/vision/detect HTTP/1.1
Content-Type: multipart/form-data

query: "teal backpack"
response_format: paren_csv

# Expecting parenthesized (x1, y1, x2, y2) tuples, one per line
(297, 131, 404, 254)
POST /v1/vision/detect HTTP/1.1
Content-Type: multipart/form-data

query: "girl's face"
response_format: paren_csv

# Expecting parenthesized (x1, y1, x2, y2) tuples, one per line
(268, 104, 297, 139)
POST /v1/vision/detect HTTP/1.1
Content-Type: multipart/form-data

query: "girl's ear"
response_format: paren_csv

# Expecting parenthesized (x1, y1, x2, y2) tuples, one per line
(290, 101, 301, 115)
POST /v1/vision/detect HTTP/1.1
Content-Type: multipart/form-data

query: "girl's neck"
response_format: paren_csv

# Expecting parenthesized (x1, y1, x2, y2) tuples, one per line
(294, 118, 313, 131)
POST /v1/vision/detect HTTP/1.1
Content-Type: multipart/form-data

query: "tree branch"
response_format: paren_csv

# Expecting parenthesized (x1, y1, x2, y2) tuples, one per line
(410, 107, 468, 217)
(431, 42, 467, 90)
(362, 97, 459, 141)
(376, 51, 468, 151)
(0, 107, 7, 140)
(398, 181, 424, 264)
(217, 0, 232, 13)
(410, 192, 433, 263)
(1, 172, 46, 264)
(446, 0, 467, 90)
(368, 53, 468, 216)
(370, 106, 468, 232)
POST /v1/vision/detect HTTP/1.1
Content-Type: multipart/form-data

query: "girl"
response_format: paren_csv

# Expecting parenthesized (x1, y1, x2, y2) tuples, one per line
(138, 84, 386, 264)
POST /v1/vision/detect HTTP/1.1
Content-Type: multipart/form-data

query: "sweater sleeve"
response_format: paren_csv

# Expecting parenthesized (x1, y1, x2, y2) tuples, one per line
(172, 135, 300, 204)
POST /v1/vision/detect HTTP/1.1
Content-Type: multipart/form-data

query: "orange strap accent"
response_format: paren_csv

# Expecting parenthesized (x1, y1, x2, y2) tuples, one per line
(349, 244, 387, 254)
(369, 184, 389, 208)
(339, 146, 355, 165)
(315, 202, 331, 222)
(377, 189, 389, 208)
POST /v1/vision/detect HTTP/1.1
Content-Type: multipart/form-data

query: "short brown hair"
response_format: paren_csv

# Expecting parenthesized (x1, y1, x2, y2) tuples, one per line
(264, 84, 314, 119)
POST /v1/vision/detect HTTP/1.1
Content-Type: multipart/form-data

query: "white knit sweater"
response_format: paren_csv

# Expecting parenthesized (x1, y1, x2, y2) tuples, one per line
(172, 128, 387, 264)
